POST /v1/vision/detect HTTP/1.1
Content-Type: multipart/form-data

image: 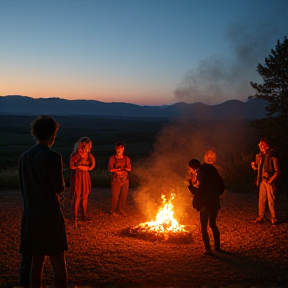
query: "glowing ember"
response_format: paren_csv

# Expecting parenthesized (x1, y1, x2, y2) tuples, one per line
(131, 193, 188, 236)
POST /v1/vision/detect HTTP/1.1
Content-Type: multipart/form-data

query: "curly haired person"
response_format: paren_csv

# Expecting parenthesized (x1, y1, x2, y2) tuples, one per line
(18, 115, 68, 288)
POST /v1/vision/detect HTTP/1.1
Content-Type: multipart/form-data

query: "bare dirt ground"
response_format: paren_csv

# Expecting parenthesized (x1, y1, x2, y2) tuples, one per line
(1, 188, 288, 288)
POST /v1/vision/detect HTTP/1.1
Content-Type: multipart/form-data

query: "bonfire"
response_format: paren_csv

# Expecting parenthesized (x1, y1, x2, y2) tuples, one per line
(130, 193, 192, 242)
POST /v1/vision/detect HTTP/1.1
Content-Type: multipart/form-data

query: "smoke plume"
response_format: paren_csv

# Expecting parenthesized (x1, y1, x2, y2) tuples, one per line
(132, 118, 255, 223)
(174, 3, 287, 105)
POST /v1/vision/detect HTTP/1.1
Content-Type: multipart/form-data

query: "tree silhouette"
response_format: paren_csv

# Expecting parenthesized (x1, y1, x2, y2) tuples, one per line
(249, 37, 288, 117)
(249, 37, 288, 193)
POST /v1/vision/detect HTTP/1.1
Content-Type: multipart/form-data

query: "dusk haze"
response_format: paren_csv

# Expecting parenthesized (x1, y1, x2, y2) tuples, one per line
(0, 2, 288, 285)
(1, 0, 287, 106)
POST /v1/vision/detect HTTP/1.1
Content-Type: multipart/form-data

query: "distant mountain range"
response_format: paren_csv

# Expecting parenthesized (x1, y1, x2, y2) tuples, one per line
(0, 95, 267, 120)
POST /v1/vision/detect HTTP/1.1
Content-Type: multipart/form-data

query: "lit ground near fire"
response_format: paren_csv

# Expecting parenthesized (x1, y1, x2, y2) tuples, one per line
(1, 188, 288, 288)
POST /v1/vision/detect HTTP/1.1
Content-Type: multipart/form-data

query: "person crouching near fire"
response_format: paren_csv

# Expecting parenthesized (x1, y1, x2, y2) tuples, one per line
(108, 142, 132, 217)
(187, 159, 225, 255)
(70, 137, 95, 228)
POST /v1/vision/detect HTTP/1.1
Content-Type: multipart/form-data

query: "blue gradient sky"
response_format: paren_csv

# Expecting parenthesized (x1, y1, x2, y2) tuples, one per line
(0, 0, 287, 105)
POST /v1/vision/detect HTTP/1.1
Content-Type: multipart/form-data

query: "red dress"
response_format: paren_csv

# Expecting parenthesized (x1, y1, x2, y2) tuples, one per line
(70, 152, 95, 199)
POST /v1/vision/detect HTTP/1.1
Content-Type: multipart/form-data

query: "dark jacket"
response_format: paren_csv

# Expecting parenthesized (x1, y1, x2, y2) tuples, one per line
(255, 149, 279, 186)
(188, 164, 225, 212)
(18, 144, 67, 255)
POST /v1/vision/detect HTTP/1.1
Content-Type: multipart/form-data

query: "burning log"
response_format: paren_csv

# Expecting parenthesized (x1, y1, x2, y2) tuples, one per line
(130, 193, 193, 243)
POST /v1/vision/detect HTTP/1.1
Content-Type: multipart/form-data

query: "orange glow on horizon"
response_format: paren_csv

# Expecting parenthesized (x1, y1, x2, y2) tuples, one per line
(0, 75, 175, 106)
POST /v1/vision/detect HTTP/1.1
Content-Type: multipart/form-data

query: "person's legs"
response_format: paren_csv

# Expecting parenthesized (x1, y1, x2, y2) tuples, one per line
(82, 171, 92, 220)
(119, 181, 129, 215)
(209, 210, 220, 250)
(82, 195, 92, 220)
(49, 251, 68, 288)
(200, 210, 211, 253)
(82, 196, 88, 216)
(110, 182, 121, 214)
(74, 170, 83, 218)
(19, 253, 32, 288)
(266, 182, 277, 221)
(73, 194, 81, 228)
(74, 195, 81, 218)
(258, 181, 267, 219)
(30, 254, 45, 288)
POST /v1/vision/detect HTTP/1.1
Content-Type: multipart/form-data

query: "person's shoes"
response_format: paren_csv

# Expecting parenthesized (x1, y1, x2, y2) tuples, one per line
(215, 247, 231, 254)
(83, 215, 92, 221)
(110, 212, 120, 217)
(271, 218, 278, 225)
(119, 210, 128, 217)
(252, 217, 263, 224)
(74, 216, 79, 229)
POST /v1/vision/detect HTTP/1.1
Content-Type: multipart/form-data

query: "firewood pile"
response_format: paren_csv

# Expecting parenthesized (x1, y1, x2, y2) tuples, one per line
(129, 224, 193, 243)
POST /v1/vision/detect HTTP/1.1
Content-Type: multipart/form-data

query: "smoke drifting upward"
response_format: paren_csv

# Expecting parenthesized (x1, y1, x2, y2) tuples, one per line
(132, 2, 287, 223)
(133, 118, 255, 221)
(174, 5, 287, 105)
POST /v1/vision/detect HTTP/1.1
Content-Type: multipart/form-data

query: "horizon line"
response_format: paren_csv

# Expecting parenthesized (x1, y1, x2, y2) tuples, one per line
(0, 94, 255, 107)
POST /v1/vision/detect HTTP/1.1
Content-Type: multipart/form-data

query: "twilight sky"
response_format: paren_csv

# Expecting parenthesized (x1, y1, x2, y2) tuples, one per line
(0, 0, 287, 106)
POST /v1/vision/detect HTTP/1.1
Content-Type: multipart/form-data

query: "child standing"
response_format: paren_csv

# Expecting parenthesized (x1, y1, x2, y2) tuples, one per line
(70, 137, 95, 228)
(108, 142, 132, 216)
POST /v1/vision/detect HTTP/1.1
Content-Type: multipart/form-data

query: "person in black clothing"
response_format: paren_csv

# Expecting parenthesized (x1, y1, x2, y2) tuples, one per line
(187, 159, 225, 255)
(18, 115, 68, 288)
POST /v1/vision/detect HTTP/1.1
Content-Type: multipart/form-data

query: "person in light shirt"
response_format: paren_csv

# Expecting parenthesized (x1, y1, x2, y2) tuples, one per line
(251, 137, 280, 225)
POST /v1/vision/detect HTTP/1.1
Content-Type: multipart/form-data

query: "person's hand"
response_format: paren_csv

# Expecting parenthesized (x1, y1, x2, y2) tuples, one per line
(263, 172, 269, 179)
(184, 179, 189, 186)
(77, 165, 89, 171)
(193, 180, 200, 188)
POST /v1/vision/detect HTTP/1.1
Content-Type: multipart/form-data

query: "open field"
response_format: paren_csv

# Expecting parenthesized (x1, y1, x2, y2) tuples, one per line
(1, 114, 286, 194)
(1, 188, 288, 288)
(0, 114, 171, 189)
(0, 114, 169, 169)
(1, 114, 288, 287)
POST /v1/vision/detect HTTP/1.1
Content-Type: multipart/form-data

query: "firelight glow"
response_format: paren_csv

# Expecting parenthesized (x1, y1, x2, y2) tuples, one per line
(132, 193, 187, 234)
(0, 0, 287, 106)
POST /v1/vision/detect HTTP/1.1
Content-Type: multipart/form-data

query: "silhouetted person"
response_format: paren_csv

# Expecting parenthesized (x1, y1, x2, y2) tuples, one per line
(18, 115, 68, 288)
(187, 159, 225, 255)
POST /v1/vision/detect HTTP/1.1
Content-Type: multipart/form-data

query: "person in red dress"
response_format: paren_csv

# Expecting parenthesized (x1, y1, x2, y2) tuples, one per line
(70, 137, 95, 227)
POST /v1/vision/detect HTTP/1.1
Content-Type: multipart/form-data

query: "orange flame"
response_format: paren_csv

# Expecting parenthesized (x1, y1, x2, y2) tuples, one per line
(135, 193, 187, 234)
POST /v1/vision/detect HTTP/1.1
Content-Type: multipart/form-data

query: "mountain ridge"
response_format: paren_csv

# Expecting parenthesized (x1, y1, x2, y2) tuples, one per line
(0, 95, 267, 120)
